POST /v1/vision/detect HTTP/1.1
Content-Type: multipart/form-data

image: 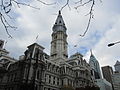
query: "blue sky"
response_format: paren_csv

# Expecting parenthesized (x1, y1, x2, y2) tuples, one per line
(0, 0, 120, 69)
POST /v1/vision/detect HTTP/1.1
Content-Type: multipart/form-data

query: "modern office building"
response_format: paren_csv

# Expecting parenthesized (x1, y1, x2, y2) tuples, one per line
(89, 52, 113, 90)
(102, 66, 113, 84)
(89, 51, 102, 79)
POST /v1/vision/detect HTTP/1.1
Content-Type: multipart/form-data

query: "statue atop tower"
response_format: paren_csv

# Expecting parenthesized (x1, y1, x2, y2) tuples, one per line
(50, 11, 68, 62)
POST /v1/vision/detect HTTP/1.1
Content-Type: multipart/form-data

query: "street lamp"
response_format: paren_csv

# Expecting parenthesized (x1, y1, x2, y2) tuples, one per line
(108, 41, 120, 47)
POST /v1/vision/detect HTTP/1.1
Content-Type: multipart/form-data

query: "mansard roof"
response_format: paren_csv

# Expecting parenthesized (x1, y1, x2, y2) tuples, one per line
(70, 52, 83, 59)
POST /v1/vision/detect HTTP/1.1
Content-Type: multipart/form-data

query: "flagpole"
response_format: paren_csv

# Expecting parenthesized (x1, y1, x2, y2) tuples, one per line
(35, 35, 39, 43)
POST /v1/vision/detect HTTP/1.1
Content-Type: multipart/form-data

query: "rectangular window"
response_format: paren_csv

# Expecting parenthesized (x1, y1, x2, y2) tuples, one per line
(11, 74, 13, 81)
(53, 77, 55, 85)
(49, 75, 51, 84)
(45, 74, 47, 82)
(68, 79, 69, 85)
(7, 75, 10, 82)
(62, 80, 63, 85)
(37, 70, 39, 80)
(36, 85, 38, 90)
(57, 78, 59, 85)
(14, 73, 17, 81)
(44, 87, 46, 90)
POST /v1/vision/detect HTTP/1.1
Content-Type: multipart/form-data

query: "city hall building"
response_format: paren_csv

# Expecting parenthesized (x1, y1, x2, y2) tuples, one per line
(0, 11, 96, 90)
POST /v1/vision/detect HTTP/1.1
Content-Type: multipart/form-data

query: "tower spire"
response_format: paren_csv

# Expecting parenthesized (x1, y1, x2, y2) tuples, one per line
(90, 49, 97, 61)
(52, 10, 67, 33)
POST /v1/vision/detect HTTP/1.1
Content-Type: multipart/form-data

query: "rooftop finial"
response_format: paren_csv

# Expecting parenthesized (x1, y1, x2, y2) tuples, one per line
(59, 10, 61, 15)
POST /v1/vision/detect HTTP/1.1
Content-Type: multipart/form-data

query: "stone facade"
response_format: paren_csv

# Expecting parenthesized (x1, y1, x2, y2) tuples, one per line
(114, 61, 120, 73)
(0, 11, 96, 90)
(112, 72, 120, 90)
(112, 61, 120, 90)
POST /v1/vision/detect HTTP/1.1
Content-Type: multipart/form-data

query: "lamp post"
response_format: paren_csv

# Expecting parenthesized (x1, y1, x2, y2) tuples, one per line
(108, 41, 120, 47)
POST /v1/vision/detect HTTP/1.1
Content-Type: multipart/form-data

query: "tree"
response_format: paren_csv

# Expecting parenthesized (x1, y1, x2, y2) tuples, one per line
(0, 0, 101, 38)
(61, 85, 75, 90)
(0, 0, 55, 38)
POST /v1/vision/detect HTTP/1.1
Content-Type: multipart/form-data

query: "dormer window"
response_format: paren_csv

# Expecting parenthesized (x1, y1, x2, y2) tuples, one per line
(59, 20, 61, 23)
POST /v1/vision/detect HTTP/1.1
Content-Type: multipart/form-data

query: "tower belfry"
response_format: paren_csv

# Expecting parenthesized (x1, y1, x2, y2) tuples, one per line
(50, 11, 68, 61)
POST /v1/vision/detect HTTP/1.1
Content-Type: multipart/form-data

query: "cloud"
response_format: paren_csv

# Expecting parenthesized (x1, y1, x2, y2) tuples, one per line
(92, 15, 120, 67)
(0, 0, 120, 69)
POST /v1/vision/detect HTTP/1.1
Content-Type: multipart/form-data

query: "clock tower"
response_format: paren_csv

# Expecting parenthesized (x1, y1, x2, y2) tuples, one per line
(50, 11, 68, 62)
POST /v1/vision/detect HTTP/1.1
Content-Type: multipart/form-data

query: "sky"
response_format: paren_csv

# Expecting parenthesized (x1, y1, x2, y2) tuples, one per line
(0, 0, 120, 69)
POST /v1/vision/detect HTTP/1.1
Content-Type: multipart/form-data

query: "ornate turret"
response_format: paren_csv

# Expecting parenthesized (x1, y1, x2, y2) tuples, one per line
(50, 11, 68, 62)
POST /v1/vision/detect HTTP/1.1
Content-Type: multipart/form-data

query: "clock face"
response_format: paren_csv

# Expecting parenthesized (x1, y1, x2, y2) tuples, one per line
(0, 40, 4, 49)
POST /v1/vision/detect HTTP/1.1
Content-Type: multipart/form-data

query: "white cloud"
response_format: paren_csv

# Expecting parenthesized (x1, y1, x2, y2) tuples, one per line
(0, 0, 120, 69)
(92, 15, 120, 67)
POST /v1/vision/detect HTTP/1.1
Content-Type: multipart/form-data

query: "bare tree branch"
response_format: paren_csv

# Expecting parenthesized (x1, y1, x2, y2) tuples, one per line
(75, 0, 92, 9)
(0, 0, 57, 38)
(0, 0, 42, 38)
(60, 0, 70, 11)
(74, 0, 95, 37)
(12, 0, 40, 10)
(58, 0, 96, 37)
(0, 0, 99, 38)
(75, 0, 82, 4)
(37, 0, 56, 5)
(0, 13, 15, 38)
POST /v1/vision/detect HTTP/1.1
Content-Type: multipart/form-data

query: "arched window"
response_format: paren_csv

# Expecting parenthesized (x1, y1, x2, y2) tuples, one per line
(76, 72, 78, 77)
